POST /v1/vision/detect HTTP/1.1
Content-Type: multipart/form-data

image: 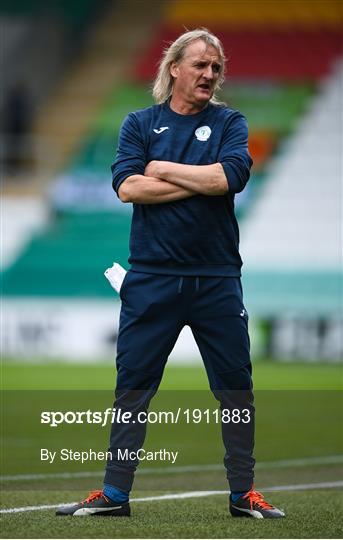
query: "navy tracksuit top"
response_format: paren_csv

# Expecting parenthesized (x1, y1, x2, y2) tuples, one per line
(111, 100, 253, 276)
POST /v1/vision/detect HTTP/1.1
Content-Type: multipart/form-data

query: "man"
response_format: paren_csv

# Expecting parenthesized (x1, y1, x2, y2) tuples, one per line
(57, 28, 285, 519)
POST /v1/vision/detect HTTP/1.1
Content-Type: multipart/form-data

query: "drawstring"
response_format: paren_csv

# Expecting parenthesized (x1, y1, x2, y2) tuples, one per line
(177, 276, 184, 294)
(195, 277, 200, 293)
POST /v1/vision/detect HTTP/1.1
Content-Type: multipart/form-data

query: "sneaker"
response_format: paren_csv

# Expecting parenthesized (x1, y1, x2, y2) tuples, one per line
(229, 488, 285, 519)
(56, 490, 131, 517)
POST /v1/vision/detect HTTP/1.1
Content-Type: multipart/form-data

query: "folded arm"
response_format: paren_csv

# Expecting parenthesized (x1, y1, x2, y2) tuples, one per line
(144, 161, 228, 196)
(118, 174, 196, 204)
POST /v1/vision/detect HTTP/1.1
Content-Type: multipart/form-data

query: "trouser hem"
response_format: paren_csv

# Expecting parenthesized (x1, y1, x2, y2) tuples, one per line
(228, 476, 254, 492)
(104, 469, 134, 493)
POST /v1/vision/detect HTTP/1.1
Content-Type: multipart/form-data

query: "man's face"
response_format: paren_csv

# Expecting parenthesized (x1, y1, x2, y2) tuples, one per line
(170, 40, 222, 109)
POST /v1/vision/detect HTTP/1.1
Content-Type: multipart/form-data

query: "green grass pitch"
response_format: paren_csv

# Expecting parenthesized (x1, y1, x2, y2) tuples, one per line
(1, 360, 342, 538)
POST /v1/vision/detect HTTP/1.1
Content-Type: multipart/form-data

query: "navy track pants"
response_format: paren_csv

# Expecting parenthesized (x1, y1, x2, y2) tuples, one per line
(104, 271, 255, 492)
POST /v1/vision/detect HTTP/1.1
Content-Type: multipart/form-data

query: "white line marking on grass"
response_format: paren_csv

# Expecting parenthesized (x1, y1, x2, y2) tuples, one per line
(132, 490, 225, 503)
(1, 481, 342, 514)
(1, 471, 102, 481)
(0, 503, 63, 514)
(263, 481, 343, 492)
(1, 454, 342, 482)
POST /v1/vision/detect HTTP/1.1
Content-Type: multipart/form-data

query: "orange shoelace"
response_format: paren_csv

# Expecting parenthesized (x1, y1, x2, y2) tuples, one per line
(82, 490, 109, 505)
(243, 489, 274, 510)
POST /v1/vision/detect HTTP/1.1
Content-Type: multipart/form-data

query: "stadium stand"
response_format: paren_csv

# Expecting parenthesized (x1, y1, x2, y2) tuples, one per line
(0, 17, 31, 64)
(1, 197, 48, 272)
(136, 27, 343, 81)
(240, 58, 342, 319)
(31, 0, 164, 180)
(136, 0, 343, 81)
(0, 0, 104, 30)
(241, 60, 342, 271)
(1, 0, 108, 192)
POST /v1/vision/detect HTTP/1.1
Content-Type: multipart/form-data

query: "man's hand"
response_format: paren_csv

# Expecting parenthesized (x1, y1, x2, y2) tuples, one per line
(144, 160, 228, 196)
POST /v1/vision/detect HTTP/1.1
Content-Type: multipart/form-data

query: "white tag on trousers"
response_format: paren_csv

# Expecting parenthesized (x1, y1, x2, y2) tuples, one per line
(104, 262, 127, 293)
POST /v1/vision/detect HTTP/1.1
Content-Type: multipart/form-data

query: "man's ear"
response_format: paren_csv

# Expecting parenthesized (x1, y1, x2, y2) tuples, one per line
(170, 61, 179, 78)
